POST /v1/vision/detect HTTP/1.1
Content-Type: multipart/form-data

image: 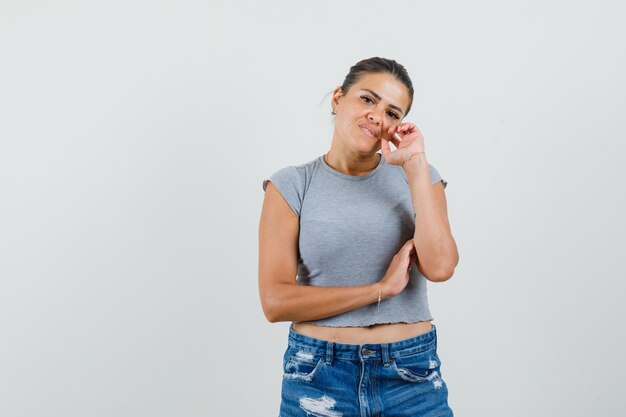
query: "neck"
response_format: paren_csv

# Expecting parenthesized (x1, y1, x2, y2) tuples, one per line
(324, 149, 381, 176)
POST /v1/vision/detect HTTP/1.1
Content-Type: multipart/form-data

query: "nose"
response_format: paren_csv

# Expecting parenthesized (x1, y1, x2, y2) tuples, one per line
(367, 110, 382, 125)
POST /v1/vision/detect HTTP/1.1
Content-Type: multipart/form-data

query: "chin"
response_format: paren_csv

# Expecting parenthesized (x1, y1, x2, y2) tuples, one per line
(352, 142, 375, 155)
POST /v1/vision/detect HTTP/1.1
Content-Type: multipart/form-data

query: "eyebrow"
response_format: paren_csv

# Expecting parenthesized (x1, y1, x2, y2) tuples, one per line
(360, 88, 405, 116)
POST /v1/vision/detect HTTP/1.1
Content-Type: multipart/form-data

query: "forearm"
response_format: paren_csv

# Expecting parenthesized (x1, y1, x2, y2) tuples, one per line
(403, 153, 458, 281)
(265, 282, 383, 323)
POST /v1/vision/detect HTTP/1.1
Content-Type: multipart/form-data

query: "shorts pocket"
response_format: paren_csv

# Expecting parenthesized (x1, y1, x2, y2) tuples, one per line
(391, 349, 441, 383)
(282, 347, 324, 382)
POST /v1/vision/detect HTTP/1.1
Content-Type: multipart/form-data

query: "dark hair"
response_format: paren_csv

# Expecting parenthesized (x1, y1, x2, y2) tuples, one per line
(340, 57, 414, 117)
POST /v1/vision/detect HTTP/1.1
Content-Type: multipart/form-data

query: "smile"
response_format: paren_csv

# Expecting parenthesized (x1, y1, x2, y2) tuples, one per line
(359, 125, 378, 138)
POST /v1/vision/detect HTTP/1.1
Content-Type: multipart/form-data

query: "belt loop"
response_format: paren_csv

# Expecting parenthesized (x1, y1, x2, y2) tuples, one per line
(325, 342, 334, 365)
(381, 343, 391, 366)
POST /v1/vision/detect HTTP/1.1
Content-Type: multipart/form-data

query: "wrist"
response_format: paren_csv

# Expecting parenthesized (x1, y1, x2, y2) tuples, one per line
(401, 152, 427, 173)
(373, 282, 390, 301)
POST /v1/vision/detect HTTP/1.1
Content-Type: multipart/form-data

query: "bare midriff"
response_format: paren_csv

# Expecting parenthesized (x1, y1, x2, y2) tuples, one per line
(291, 320, 433, 344)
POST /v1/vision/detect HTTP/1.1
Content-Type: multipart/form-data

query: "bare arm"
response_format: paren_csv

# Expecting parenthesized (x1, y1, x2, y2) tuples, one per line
(262, 283, 383, 323)
(402, 153, 459, 282)
(258, 181, 383, 323)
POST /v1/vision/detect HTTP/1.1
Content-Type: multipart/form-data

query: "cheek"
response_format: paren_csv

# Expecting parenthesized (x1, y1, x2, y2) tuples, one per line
(389, 119, 402, 128)
(340, 118, 356, 134)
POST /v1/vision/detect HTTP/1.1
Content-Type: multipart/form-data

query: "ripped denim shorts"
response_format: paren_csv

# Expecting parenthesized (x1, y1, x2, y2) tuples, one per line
(279, 322, 453, 417)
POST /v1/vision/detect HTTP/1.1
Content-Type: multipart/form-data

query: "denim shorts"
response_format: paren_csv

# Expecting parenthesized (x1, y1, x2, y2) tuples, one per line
(279, 323, 453, 417)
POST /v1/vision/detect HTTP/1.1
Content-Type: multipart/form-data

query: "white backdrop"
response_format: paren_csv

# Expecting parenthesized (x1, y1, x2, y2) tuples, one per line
(1, 1, 625, 416)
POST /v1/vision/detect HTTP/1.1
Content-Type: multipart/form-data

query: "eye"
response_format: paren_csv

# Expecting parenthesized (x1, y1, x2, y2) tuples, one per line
(387, 111, 399, 119)
(360, 95, 374, 104)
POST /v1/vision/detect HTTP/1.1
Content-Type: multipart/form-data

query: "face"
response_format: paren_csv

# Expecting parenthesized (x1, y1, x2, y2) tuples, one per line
(332, 72, 411, 155)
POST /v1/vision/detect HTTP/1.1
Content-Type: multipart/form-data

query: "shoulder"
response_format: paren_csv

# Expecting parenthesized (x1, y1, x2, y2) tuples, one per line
(262, 156, 319, 192)
(262, 156, 320, 217)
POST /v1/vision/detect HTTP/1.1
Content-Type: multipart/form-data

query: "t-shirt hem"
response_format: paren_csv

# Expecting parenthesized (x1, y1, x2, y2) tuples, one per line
(294, 318, 434, 328)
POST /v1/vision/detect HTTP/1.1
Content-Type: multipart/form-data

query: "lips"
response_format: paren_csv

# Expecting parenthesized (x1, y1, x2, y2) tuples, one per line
(359, 124, 380, 138)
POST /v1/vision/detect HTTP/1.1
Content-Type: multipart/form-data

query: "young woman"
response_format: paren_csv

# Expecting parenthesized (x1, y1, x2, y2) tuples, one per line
(259, 57, 459, 416)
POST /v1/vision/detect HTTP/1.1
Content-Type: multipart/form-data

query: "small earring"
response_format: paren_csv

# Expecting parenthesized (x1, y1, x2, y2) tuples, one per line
(331, 109, 336, 115)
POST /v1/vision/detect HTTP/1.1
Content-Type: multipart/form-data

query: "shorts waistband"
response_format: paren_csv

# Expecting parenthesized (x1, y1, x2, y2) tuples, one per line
(287, 322, 438, 362)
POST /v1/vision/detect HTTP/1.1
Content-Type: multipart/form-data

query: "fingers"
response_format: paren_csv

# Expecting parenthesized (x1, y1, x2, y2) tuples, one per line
(380, 138, 391, 158)
(394, 239, 415, 260)
(387, 126, 402, 141)
(389, 134, 401, 148)
(398, 123, 416, 134)
(403, 240, 416, 265)
(386, 124, 420, 149)
(407, 250, 417, 271)
(402, 239, 415, 253)
(387, 125, 400, 136)
(389, 123, 415, 135)
(388, 123, 415, 134)
(406, 254, 417, 272)
(381, 135, 400, 151)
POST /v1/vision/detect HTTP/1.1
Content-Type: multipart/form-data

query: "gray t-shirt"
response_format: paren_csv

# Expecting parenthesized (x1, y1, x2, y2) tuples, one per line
(262, 153, 447, 327)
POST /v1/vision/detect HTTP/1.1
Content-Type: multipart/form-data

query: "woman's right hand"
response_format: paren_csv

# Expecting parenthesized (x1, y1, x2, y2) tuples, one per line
(379, 239, 417, 300)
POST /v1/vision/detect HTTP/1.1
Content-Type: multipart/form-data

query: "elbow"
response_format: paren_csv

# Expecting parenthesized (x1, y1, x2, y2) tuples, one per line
(261, 298, 279, 323)
(422, 256, 458, 282)
(263, 309, 280, 323)
(266, 307, 286, 323)
(426, 267, 455, 282)
(424, 247, 459, 282)
(260, 290, 283, 323)
(260, 279, 296, 323)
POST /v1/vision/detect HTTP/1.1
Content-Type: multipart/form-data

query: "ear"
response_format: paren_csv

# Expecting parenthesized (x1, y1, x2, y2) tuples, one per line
(331, 86, 343, 112)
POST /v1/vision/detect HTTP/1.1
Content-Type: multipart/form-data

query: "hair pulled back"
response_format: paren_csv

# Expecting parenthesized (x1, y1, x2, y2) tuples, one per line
(339, 57, 414, 117)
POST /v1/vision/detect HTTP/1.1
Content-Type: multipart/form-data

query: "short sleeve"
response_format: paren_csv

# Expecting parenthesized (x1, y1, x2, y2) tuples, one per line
(262, 166, 304, 217)
(428, 163, 448, 189)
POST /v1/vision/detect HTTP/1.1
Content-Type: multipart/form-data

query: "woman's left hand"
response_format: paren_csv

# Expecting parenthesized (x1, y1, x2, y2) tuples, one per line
(380, 122, 425, 167)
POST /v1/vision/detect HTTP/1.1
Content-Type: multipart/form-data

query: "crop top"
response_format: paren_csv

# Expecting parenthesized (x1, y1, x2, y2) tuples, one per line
(262, 153, 447, 327)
